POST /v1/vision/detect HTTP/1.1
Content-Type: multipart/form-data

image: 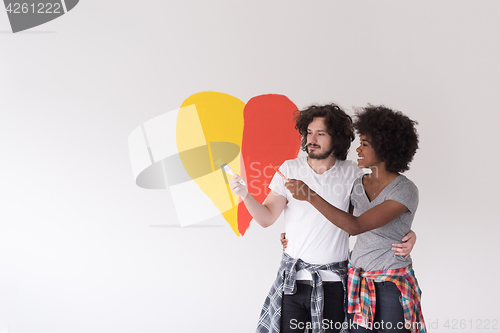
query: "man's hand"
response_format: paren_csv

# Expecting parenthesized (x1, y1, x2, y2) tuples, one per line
(280, 233, 288, 251)
(229, 174, 248, 199)
(285, 179, 316, 201)
(392, 230, 417, 258)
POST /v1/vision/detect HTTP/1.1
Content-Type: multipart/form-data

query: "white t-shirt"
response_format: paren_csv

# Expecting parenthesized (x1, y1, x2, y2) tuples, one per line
(269, 156, 362, 281)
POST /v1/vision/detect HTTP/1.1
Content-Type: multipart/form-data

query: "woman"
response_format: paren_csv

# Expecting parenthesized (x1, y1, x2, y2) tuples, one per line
(285, 105, 425, 333)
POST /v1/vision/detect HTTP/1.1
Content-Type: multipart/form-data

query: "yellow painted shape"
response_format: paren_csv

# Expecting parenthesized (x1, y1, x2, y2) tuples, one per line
(177, 92, 245, 236)
(194, 170, 234, 212)
(176, 104, 207, 151)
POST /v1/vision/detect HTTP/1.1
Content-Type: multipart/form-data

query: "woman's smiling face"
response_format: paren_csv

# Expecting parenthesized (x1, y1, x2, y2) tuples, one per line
(356, 134, 380, 169)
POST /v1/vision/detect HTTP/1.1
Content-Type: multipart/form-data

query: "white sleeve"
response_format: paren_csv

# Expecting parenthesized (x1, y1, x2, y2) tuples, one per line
(268, 161, 288, 198)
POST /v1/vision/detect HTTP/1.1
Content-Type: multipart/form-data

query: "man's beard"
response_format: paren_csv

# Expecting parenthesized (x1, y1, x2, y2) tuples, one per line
(306, 144, 334, 160)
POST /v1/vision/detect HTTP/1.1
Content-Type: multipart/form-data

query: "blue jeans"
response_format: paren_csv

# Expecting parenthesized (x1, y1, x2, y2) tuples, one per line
(347, 281, 411, 333)
(281, 281, 345, 333)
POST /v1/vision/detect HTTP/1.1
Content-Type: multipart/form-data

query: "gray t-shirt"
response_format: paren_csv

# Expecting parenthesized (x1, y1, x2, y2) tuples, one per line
(349, 174, 419, 271)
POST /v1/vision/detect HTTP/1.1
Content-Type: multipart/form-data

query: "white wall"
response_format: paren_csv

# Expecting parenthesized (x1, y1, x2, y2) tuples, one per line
(1, 1, 499, 332)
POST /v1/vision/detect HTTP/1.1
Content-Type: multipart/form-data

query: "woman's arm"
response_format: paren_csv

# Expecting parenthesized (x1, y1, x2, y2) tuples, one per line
(285, 179, 408, 235)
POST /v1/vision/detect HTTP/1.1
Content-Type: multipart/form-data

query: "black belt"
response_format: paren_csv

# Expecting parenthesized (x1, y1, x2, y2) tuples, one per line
(296, 280, 341, 286)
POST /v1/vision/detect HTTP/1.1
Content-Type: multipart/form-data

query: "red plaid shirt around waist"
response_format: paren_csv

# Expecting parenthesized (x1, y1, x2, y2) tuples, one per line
(347, 263, 426, 333)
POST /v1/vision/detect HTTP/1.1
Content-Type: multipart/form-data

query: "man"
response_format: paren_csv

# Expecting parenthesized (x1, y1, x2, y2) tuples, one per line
(230, 104, 413, 333)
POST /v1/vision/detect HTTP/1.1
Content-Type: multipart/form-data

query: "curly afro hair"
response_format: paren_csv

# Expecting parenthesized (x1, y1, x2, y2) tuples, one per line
(295, 103, 355, 161)
(354, 105, 419, 173)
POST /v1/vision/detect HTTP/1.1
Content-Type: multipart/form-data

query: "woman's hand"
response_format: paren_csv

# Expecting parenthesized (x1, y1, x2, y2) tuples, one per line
(280, 233, 288, 251)
(285, 179, 316, 201)
(392, 230, 417, 258)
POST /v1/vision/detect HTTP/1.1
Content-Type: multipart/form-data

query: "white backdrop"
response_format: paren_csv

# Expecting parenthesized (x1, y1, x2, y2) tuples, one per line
(1, 1, 499, 332)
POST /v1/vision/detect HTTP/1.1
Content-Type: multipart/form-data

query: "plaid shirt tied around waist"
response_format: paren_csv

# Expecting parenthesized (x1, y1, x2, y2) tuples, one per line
(256, 252, 348, 333)
(347, 263, 426, 333)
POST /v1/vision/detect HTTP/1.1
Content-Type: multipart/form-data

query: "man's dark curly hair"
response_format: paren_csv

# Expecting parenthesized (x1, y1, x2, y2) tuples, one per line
(294, 103, 355, 160)
(354, 105, 419, 173)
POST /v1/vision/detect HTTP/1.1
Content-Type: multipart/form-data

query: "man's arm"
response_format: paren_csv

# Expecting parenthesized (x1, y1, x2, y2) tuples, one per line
(392, 230, 416, 258)
(280, 231, 417, 257)
(230, 174, 287, 228)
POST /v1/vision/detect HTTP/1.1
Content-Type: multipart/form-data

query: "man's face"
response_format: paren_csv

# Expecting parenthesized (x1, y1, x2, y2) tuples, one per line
(305, 117, 334, 160)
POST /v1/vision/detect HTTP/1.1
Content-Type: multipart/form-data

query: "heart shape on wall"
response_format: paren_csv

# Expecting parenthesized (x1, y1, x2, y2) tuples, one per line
(128, 92, 301, 236)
